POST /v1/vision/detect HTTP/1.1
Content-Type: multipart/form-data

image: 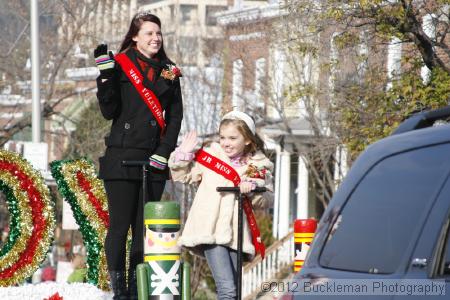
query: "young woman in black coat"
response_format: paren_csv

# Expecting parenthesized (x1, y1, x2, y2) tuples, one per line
(93, 13, 183, 299)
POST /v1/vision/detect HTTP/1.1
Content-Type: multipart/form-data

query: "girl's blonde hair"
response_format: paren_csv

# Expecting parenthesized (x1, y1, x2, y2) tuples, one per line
(219, 118, 266, 156)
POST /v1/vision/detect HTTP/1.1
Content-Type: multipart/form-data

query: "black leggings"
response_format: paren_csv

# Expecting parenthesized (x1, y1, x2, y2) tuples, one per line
(104, 180, 165, 272)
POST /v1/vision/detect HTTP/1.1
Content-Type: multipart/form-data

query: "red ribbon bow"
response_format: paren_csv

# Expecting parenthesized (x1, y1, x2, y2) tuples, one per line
(44, 292, 63, 300)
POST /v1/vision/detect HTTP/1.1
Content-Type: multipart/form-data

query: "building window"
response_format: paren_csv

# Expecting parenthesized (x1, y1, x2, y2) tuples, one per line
(164, 35, 174, 54)
(273, 49, 285, 99)
(180, 5, 198, 23)
(179, 37, 199, 65)
(254, 58, 266, 105)
(170, 5, 175, 19)
(179, 37, 198, 49)
(357, 30, 369, 80)
(421, 14, 436, 82)
(386, 37, 402, 89)
(232, 59, 243, 110)
(329, 32, 339, 91)
(141, 0, 164, 4)
(205, 6, 228, 26)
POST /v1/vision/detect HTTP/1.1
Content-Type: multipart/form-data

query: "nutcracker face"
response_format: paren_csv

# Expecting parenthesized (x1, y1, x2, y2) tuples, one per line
(294, 242, 311, 260)
(142, 202, 183, 297)
(145, 226, 181, 253)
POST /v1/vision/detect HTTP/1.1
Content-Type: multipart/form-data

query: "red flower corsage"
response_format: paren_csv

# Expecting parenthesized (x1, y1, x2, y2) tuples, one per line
(161, 64, 182, 81)
(244, 164, 267, 179)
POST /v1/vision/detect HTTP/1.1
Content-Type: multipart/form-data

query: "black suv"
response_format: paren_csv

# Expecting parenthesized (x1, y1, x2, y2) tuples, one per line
(288, 107, 450, 299)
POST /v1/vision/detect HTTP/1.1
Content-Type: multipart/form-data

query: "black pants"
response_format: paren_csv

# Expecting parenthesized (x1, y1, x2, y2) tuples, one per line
(104, 179, 165, 272)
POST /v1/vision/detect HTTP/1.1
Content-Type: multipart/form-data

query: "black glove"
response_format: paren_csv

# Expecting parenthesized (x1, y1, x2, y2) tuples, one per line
(94, 44, 115, 75)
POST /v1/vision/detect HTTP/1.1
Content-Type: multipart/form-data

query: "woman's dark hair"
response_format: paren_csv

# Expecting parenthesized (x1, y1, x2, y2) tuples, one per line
(119, 12, 169, 61)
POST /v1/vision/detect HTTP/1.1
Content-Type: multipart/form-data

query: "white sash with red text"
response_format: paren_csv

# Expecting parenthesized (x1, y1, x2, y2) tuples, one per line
(195, 148, 266, 259)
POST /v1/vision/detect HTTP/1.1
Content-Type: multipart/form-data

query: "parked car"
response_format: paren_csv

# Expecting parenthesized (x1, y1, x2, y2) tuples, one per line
(287, 106, 450, 299)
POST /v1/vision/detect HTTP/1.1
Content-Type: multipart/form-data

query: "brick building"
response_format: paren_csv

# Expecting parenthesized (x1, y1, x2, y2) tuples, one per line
(217, 0, 450, 239)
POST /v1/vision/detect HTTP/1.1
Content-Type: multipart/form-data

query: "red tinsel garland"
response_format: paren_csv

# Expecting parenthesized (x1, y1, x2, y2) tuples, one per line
(0, 161, 44, 279)
(76, 171, 109, 227)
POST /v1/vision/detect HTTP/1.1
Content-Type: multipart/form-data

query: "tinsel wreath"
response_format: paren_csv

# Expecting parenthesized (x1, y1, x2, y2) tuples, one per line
(0, 150, 55, 286)
(50, 158, 109, 290)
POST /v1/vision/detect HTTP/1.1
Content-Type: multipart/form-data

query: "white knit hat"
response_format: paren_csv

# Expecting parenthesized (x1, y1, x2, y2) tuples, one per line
(221, 111, 256, 135)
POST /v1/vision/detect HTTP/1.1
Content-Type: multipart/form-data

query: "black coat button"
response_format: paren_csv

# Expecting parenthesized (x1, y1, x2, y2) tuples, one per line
(124, 123, 130, 129)
(150, 120, 157, 126)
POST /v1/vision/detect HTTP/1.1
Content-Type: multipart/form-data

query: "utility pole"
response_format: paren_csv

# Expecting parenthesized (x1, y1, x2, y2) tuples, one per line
(27, 0, 48, 178)
(31, 0, 41, 143)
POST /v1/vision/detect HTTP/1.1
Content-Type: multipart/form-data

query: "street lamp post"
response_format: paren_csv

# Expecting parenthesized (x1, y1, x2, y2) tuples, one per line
(31, 0, 41, 143)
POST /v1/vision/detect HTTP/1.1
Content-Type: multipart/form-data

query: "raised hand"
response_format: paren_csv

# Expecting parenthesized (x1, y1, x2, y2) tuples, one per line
(178, 131, 199, 154)
(94, 44, 115, 75)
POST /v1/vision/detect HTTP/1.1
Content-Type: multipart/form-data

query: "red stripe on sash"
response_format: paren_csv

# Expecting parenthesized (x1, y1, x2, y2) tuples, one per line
(115, 53, 166, 132)
(195, 149, 266, 259)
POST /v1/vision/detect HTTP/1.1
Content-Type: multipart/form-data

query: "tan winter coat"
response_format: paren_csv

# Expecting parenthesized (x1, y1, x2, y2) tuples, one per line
(168, 142, 274, 258)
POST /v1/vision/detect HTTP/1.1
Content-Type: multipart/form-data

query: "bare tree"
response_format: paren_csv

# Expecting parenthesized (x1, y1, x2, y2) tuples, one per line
(165, 35, 224, 297)
(254, 0, 450, 210)
(0, 0, 103, 147)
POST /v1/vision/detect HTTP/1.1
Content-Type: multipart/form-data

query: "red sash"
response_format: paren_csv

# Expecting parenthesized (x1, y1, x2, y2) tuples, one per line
(195, 149, 266, 259)
(114, 53, 166, 132)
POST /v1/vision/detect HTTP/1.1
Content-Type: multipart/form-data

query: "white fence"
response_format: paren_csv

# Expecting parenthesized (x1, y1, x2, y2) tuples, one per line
(242, 232, 294, 299)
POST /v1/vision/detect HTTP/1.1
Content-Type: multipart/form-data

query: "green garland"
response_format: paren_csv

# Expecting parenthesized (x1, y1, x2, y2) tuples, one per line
(0, 181, 20, 257)
(50, 158, 109, 290)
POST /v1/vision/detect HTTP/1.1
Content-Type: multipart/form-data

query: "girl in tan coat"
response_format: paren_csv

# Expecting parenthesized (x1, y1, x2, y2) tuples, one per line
(169, 111, 273, 299)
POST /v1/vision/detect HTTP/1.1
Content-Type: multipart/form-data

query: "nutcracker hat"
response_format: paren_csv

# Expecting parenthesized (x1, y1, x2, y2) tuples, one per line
(144, 201, 180, 232)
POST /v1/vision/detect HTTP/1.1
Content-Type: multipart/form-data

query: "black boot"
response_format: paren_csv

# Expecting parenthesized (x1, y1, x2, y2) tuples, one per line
(109, 271, 128, 300)
(128, 270, 138, 300)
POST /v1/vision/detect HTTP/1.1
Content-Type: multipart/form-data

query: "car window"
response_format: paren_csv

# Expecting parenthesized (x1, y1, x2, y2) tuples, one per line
(443, 234, 450, 277)
(443, 226, 450, 276)
(320, 144, 450, 274)
(436, 217, 450, 277)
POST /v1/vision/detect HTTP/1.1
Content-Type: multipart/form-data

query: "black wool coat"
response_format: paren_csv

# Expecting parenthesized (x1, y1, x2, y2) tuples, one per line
(96, 48, 183, 181)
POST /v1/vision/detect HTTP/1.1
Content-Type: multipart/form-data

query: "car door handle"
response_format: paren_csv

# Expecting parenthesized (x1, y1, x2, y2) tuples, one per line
(411, 258, 427, 268)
